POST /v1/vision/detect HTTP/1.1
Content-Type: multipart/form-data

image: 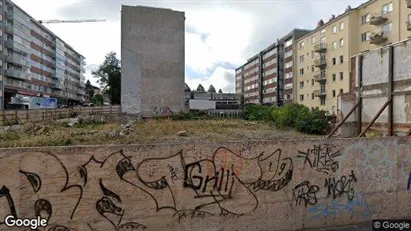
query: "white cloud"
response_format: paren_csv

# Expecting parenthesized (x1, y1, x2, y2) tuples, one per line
(187, 66, 235, 93)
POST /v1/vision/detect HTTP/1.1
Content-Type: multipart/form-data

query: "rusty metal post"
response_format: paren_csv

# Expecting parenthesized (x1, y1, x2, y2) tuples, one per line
(359, 98, 392, 137)
(357, 55, 363, 136)
(388, 45, 394, 136)
(327, 101, 361, 138)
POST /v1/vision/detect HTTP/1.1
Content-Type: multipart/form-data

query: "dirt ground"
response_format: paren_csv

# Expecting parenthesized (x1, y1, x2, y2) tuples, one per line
(0, 118, 323, 148)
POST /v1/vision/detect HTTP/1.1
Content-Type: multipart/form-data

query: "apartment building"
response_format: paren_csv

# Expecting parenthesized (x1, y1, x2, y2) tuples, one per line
(0, 0, 86, 110)
(296, 0, 411, 113)
(235, 29, 311, 106)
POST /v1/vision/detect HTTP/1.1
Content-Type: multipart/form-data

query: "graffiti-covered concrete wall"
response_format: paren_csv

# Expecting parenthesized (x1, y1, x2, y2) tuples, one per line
(1, 138, 411, 230)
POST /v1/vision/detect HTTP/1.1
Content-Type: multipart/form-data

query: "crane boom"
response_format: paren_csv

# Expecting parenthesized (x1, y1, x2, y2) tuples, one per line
(39, 19, 106, 24)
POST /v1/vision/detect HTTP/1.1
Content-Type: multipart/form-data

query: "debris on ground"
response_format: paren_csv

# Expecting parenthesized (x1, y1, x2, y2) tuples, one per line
(107, 121, 135, 138)
(177, 130, 187, 136)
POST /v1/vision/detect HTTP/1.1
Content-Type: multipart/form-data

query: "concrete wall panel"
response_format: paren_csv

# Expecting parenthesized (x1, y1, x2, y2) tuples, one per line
(362, 47, 389, 86)
(1, 138, 411, 230)
(393, 40, 411, 82)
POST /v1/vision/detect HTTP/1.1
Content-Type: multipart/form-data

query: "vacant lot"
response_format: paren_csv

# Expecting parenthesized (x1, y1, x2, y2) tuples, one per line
(0, 118, 322, 148)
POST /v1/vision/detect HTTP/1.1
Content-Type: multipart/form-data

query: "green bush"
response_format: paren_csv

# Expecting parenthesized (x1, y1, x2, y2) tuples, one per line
(272, 103, 308, 128)
(295, 107, 329, 135)
(243, 104, 272, 121)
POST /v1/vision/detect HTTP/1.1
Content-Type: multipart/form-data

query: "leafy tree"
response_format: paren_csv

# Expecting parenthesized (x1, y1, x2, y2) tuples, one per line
(92, 52, 121, 105)
(85, 80, 95, 101)
(91, 94, 104, 106)
(208, 85, 216, 93)
(185, 83, 191, 92)
(218, 89, 223, 93)
(196, 84, 205, 92)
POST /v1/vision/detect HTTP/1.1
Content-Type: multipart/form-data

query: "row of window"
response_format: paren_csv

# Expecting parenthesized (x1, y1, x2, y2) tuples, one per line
(285, 72, 293, 79)
(285, 83, 293, 89)
(263, 97, 276, 103)
(263, 49, 277, 60)
(284, 61, 293, 69)
(263, 68, 276, 77)
(263, 87, 276, 94)
(299, 89, 344, 102)
(263, 78, 276, 86)
(263, 59, 276, 68)
(244, 76, 258, 84)
(284, 50, 293, 59)
(244, 92, 259, 98)
(284, 39, 293, 48)
(244, 59, 259, 70)
(245, 83, 258, 91)
(299, 72, 344, 89)
(244, 67, 258, 77)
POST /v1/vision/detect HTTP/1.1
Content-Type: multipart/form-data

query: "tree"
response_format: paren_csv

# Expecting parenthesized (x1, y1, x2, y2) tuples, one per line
(85, 80, 95, 101)
(91, 94, 104, 106)
(196, 84, 205, 92)
(185, 83, 191, 92)
(208, 85, 216, 93)
(92, 52, 121, 105)
(218, 89, 223, 93)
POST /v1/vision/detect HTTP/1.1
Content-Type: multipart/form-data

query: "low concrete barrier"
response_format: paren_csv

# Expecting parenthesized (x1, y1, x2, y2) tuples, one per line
(0, 137, 410, 230)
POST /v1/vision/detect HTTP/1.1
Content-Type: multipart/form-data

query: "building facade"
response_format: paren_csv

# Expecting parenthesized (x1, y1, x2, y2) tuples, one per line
(0, 0, 86, 110)
(296, 0, 411, 113)
(235, 29, 311, 106)
(121, 5, 185, 117)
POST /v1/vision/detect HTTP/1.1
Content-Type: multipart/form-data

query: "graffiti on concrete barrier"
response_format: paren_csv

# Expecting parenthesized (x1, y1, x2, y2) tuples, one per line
(152, 106, 173, 116)
(407, 172, 411, 190)
(308, 193, 372, 220)
(0, 186, 17, 225)
(136, 147, 293, 219)
(324, 170, 357, 201)
(292, 181, 319, 208)
(297, 144, 342, 175)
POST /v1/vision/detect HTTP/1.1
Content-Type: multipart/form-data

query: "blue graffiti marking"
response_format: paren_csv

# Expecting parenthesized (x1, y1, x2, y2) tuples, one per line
(308, 193, 372, 220)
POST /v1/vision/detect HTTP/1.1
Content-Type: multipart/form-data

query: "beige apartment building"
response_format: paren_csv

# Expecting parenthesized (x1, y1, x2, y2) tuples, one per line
(296, 0, 411, 113)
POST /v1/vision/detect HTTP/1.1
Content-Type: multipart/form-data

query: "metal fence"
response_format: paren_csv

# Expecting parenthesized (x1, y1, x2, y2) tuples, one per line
(0, 106, 121, 126)
(207, 109, 243, 119)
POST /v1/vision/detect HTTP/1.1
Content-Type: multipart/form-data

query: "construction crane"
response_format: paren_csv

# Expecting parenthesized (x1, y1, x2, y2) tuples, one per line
(38, 19, 106, 24)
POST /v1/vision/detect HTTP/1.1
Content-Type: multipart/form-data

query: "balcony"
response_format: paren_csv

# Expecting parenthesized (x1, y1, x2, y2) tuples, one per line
(370, 12, 388, 25)
(314, 43, 327, 53)
(52, 81, 64, 90)
(313, 71, 327, 83)
(369, 32, 388, 44)
(5, 40, 29, 54)
(314, 90, 326, 97)
(314, 58, 327, 68)
(407, 0, 411, 8)
(6, 69, 31, 81)
(5, 55, 29, 67)
(5, 11, 13, 20)
(407, 21, 411, 31)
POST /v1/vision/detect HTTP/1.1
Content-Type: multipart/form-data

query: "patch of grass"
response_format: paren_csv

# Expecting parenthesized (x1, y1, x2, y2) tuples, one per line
(0, 132, 21, 142)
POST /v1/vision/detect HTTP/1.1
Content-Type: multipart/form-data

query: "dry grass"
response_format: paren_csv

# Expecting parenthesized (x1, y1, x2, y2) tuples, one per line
(0, 118, 321, 148)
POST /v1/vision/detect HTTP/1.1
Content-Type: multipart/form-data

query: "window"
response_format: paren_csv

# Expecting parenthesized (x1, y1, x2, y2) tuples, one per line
(340, 38, 344, 47)
(332, 74, 336, 82)
(340, 22, 344, 31)
(300, 68, 304, 75)
(300, 42, 305, 50)
(340, 55, 344, 64)
(332, 90, 336, 97)
(332, 58, 336, 65)
(300, 95, 304, 101)
(332, 42, 337, 50)
(361, 14, 371, 24)
(311, 93, 314, 100)
(300, 81, 304, 89)
(311, 37, 315, 44)
(311, 79, 314, 86)
(299, 55, 305, 63)
(333, 25, 337, 34)
(340, 72, 344, 80)
(332, 106, 336, 113)
(361, 32, 371, 42)
(284, 39, 293, 47)
(381, 2, 393, 14)
(340, 89, 343, 94)
(311, 51, 315, 59)
(321, 98, 326, 105)
(383, 22, 393, 34)
(320, 37, 326, 44)
(311, 65, 315, 72)
(321, 29, 326, 34)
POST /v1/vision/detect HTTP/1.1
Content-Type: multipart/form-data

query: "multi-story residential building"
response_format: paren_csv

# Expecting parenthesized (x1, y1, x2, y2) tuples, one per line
(296, 0, 411, 113)
(0, 0, 86, 110)
(235, 29, 311, 106)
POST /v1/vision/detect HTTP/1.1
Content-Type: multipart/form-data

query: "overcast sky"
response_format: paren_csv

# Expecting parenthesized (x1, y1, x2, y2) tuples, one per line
(13, 0, 364, 92)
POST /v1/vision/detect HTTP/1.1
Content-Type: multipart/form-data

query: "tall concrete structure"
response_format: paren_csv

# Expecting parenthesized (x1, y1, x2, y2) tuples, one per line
(121, 5, 185, 117)
(296, 0, 411, 113)
(0, 0, 87, 110)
